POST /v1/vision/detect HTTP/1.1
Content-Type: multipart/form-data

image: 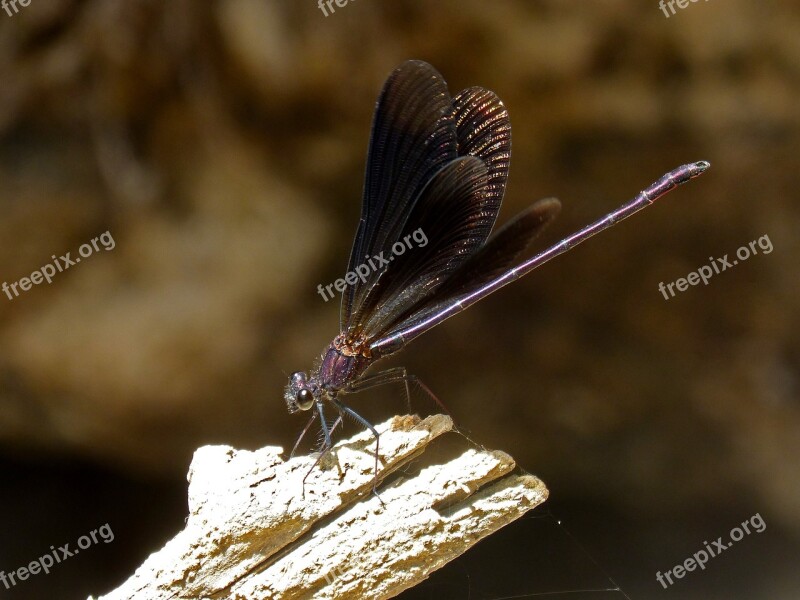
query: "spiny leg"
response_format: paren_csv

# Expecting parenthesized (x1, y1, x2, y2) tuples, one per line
(290, 411, 318, 459)
(317, 399, 333, 449)
(345, 366, 450, 416)
(297, 369, 446, 499)
(301, 400, 342, 493)
(332, 398, 384, 501)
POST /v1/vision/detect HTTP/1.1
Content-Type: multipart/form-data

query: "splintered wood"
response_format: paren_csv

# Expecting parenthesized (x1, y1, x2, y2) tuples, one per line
(90, 414, 548, 600)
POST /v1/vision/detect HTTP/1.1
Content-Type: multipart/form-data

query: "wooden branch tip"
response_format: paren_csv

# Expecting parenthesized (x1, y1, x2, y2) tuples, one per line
(91, 413, 548, 600)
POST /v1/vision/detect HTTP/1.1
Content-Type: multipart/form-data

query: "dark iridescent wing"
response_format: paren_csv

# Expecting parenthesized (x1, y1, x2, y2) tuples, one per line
(341, 61, 458, 333)
(359, 156, 492, 338)
(452, 87, 511, 232)
(351, 84, 514, 339)
(424, 198, 561, 301)
(369, 198, 561, 352)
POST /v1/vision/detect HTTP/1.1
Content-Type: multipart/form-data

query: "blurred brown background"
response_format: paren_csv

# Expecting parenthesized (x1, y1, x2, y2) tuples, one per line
(0, 0, 798, 598)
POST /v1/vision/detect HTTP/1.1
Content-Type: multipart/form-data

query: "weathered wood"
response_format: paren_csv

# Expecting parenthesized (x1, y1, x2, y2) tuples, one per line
(91, 414, 548, 600)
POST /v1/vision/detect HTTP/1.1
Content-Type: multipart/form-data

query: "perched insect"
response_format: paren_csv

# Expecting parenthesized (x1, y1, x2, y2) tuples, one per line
(285, 60, 709, 485)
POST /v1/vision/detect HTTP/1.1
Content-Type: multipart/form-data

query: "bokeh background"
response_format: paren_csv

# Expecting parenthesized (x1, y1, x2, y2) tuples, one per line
(0, 0, 798, 598)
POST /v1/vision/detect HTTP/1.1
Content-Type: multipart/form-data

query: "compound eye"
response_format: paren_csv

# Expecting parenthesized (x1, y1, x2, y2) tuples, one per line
(296, 389, 314, 411)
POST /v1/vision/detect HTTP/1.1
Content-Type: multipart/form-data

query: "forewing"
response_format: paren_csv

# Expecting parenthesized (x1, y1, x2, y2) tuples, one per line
(453, 86, 511, 232)
(358, 156, 492, 338)
(342, 60, 458, 332)
(355, 86, 512, 333)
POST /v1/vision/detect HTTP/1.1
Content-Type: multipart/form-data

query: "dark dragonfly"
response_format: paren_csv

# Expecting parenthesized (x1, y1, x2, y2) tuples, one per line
(285, 60, 709, 483)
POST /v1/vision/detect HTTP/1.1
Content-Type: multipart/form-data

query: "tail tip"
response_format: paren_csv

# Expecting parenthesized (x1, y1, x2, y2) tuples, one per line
(692, 160, 711, 175)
